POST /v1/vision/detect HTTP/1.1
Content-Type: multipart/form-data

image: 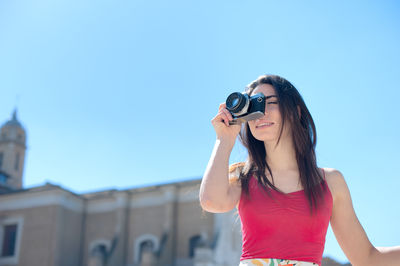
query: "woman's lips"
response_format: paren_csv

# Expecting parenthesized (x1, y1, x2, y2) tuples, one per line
(256, 122, 274, 129)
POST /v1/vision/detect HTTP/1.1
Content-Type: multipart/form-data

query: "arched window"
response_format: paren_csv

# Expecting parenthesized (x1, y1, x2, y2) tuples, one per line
(88, 240, 110, 266)
(133, 234, 159, 265)
(139, 240, 154, 264)
(89, 244, 107, 266)
(189, 235, 203, 258)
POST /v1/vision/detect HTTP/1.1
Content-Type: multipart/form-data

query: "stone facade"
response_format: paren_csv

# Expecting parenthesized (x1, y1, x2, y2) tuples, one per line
(0, 179, 225, 266)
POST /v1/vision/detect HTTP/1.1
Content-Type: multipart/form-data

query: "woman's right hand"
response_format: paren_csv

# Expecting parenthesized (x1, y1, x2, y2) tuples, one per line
(211, 103, 242, 144)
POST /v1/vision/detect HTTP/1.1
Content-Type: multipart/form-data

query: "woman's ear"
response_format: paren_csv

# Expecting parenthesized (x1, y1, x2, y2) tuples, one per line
(297, 106, 301, 118)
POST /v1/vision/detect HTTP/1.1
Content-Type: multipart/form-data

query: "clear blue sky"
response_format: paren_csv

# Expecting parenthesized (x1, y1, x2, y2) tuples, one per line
(1, 0, 399, 263)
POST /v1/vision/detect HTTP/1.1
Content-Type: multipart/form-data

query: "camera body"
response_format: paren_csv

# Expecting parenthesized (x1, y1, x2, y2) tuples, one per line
(225, 92, 266, 124)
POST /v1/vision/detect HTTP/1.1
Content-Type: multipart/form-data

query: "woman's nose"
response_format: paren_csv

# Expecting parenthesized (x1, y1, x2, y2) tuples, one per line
(264, 103, 270, 114)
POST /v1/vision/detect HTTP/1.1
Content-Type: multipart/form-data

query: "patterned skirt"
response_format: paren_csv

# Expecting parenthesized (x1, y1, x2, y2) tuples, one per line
(239, 258, 319, 266)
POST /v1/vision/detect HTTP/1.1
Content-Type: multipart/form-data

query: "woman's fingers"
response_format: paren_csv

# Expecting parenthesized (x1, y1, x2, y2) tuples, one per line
(214, 102, 238, 128)
(212, 110, 229, 127)
(219, 111, 230, 127)
(218, 103, 234, 122)
(211, 103, 241, 142)
(221, 108, 233, 121)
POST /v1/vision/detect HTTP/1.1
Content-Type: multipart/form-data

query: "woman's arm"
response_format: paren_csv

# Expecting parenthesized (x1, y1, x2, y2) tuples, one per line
(199, 139, 241, 213)
(370, 246, 400, 265)
(200, 102, 242, 213)
(328, 169, 400, 266)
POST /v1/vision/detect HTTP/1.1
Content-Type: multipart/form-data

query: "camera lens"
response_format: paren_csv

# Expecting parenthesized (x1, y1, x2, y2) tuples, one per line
(226, 92, 248, 114)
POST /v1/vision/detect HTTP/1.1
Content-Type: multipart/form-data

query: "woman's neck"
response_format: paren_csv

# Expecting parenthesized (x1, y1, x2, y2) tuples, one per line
(264, 135, 298, 172)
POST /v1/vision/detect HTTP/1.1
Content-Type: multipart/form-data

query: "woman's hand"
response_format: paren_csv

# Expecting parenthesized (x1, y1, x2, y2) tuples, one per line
(211, 103, 242, 144)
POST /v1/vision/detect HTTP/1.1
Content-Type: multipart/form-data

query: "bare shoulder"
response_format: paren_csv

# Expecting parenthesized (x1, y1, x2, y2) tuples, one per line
(229, 162, 245, 173)
(228, 162, 244, 187)
(320, 167, 348, 203)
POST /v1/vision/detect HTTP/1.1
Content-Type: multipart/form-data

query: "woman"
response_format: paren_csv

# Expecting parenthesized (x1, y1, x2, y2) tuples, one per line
(199, 74, 400, 266)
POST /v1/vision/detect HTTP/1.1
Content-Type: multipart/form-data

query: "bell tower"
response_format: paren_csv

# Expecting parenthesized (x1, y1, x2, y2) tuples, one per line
(0, 109, 27, 189)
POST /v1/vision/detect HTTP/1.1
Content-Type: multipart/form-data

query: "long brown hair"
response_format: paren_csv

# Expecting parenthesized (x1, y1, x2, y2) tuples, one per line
(237, 74, 328, 215)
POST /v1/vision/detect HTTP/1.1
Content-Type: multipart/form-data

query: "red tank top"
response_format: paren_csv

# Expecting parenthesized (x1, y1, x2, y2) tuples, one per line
(238, 169, 332, 266)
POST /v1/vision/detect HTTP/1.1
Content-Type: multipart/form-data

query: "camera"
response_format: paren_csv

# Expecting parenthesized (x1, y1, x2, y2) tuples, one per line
(225, 92, 266, 125)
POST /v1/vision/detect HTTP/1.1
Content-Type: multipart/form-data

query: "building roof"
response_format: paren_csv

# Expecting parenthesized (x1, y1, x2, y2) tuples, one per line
(81, 177, 201, 199)
(0, 176, 202, 199)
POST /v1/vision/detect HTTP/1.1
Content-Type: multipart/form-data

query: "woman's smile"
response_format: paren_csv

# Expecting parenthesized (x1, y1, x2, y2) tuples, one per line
(255, 121, 275, 129)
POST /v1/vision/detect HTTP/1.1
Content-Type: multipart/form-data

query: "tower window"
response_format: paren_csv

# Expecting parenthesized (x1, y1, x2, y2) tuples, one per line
(14, 153, 20, 171)
(0, 173, 6, 184)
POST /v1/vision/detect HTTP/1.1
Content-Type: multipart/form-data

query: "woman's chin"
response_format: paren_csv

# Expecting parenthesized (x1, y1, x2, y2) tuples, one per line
(254, 135, 278, 143)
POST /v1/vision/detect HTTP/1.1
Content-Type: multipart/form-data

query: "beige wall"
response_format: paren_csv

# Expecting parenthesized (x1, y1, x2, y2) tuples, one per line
(1, 205, 66, 266)
(83, 208, 128, 266)
(0, 187, 84, 266)
(54, 206, 84, 266)
(176, 201, 214, 259)
(123, 183, 212, 266)
(1, 205, 84, 266)
(0, 180, 219, 266)
(128, 204, 166, 265)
